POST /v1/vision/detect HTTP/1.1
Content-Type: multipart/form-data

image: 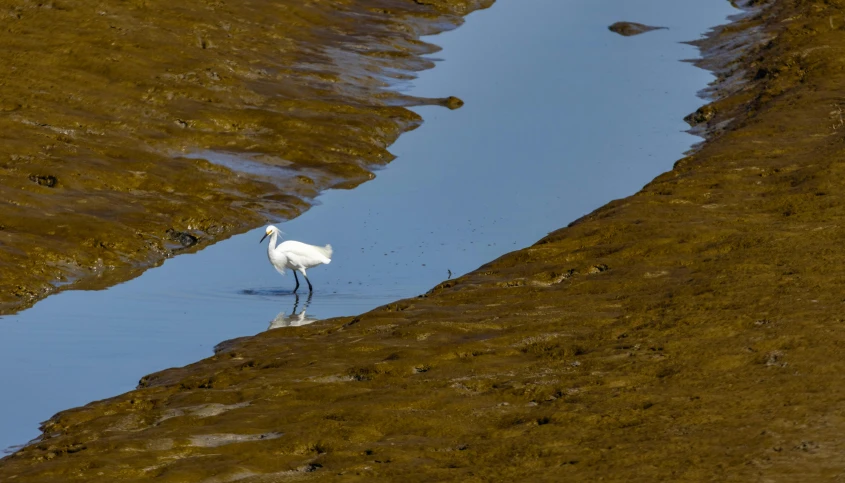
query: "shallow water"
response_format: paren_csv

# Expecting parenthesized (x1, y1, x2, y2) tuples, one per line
(0, 0, 737, 451)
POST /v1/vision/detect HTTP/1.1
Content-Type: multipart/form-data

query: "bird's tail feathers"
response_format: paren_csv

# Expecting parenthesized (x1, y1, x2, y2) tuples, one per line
(318, 244, 333, 262)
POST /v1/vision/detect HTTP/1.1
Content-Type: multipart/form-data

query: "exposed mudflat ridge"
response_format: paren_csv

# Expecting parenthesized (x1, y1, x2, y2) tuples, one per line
(0, 0, 490, 314)
(8, 0, 845, 480)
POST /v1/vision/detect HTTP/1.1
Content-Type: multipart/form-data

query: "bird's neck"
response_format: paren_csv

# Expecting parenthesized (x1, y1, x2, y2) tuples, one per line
(267, 231, 279, 253)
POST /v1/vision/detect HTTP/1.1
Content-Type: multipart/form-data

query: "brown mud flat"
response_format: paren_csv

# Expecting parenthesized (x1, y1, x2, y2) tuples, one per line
(0, 0, 487, 315)
(8, 0, 845, 480)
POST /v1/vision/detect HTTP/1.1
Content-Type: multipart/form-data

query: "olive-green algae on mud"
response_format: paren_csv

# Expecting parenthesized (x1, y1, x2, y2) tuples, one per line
(0, 0, 488, 314)
(10, 0, 845, 480)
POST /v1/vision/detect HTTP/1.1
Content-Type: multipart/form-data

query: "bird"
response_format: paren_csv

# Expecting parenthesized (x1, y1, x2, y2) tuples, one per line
(260, 225, 332, 293)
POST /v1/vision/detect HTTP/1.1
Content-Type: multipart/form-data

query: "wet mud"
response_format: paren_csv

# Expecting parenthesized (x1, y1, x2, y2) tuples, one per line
(7, 0, 845, 480)
(0, 0, 489, 314)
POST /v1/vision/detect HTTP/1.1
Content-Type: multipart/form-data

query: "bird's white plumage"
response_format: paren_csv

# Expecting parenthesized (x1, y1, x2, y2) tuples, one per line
(274, 240, 332, 273)
(261, 225, 331, 292)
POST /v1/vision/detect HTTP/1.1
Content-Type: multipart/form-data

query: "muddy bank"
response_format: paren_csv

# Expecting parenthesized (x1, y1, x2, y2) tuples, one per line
(8, 0, 845, 480)
(0, 0, 489, 314)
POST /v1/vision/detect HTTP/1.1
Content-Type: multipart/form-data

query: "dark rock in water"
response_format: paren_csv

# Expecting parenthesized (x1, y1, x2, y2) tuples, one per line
(608, 21, 668, 37)
(444, 96, 464, 110)
(392, 95, 464, 110)
(166, 228, 198, 247)
(28, 174, 58, 188)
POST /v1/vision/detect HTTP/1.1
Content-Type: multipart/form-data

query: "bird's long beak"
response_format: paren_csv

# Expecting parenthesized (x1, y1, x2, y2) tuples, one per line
(259, 232, 269, 243)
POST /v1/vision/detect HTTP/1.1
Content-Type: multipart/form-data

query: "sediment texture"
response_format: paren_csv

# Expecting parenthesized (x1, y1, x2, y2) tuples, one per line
(0, 0, 487, 313)
(6, 0, 845, 481)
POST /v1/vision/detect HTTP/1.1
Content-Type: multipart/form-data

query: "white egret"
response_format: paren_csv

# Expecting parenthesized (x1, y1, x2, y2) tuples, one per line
(259, 225, 332, 293)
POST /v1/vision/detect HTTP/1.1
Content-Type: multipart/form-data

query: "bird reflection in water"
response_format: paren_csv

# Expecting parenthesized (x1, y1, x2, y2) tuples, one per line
(268, 293, 319, 330)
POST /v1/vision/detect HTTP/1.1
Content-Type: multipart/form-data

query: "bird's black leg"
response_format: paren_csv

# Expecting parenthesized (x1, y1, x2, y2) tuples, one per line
(291, 293, 300, 315)
(304, 274, 313, 293)
(293, 271, 300, 293)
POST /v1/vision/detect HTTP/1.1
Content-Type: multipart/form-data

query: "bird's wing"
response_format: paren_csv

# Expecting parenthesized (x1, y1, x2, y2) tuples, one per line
(279, 240, 332, 266)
